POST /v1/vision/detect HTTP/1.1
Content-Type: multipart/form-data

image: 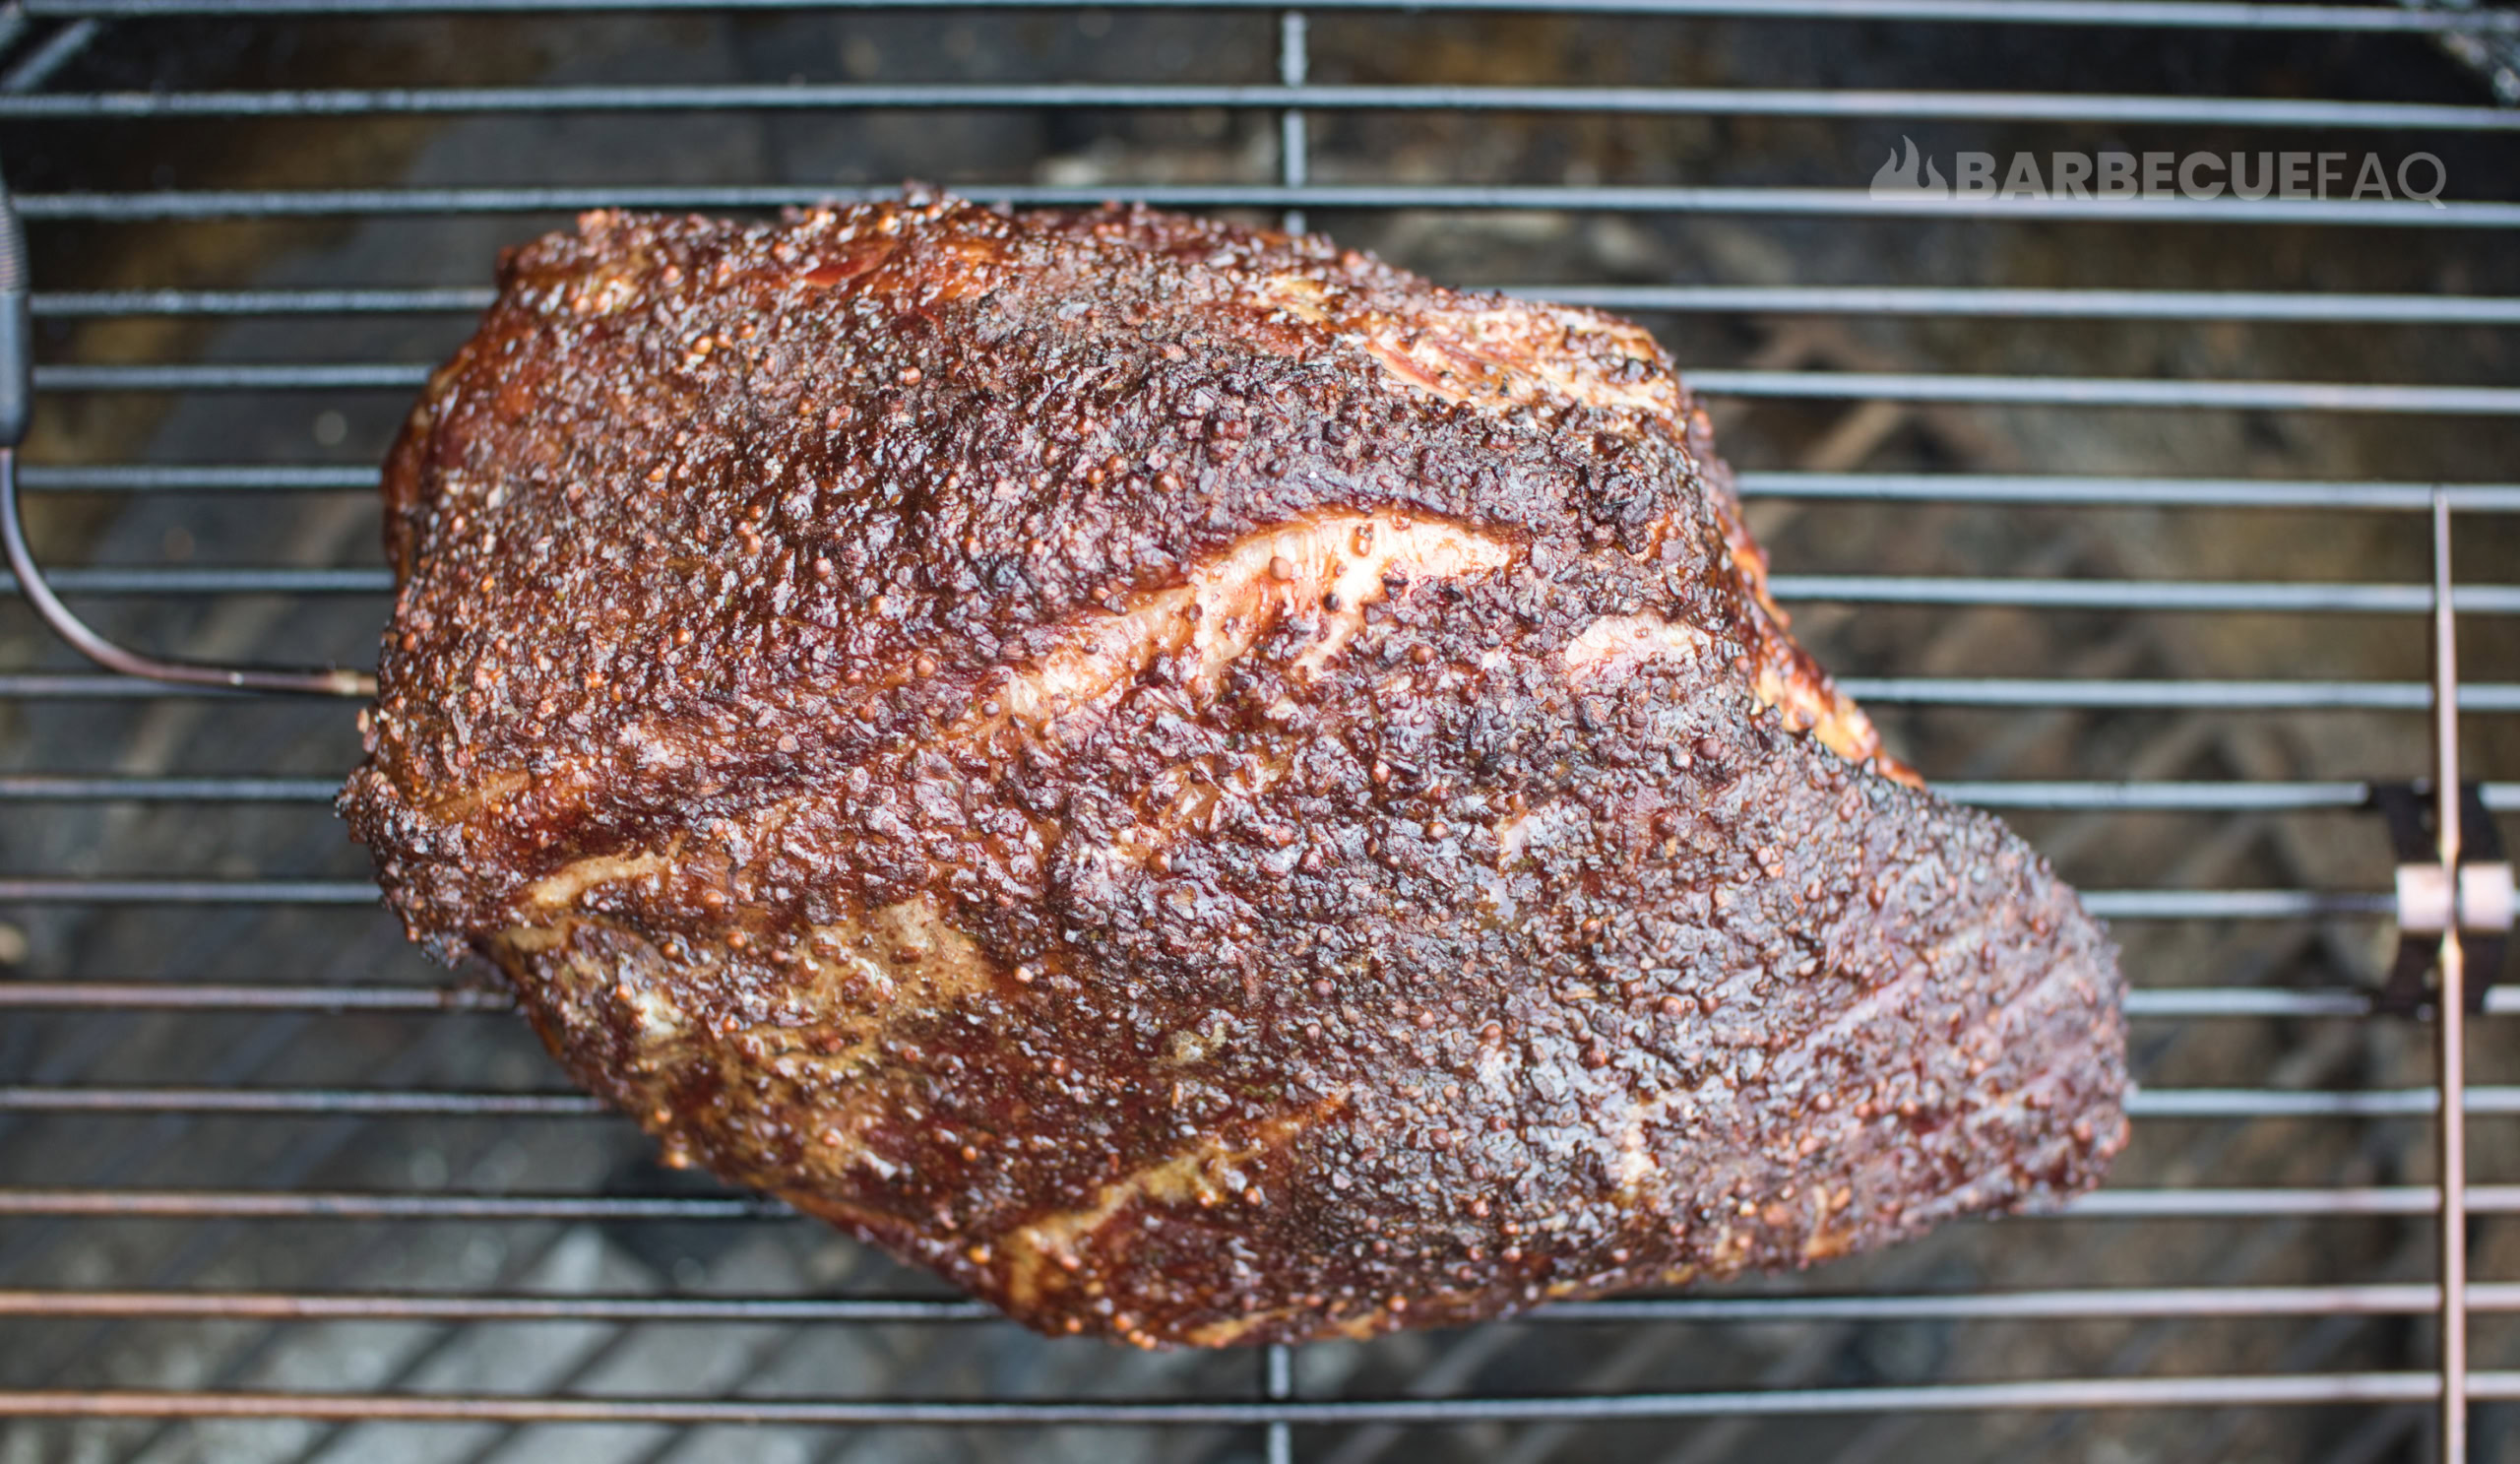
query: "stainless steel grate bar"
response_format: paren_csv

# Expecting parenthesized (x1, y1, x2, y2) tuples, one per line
(9, 776, 2505, 808)
(38, 362, 2520, 414)
(32, 285, 2520, 324)
(13, 673, 2518, 708)
(33, 286, 497, 315)
(1835, 678, 2520, 710)
(6, 1282, 2514, 1324)
(0, 1290, 998, 1322)
(0, 881, 2413, 917)
(17, 464, 379, 490)
(1276, 9, 1305, 240)
(0, 1083, 2513, 1118)
(0, 982, 515, 1010)
(0, 674, 262, 695)
(22, 186, 2519, 226)
(1264, 1334, 1294, 1464)
(0, 879, 383, 902)
(2, 982, 2472, 1020)
(0, 1372, 2499, 1425)
(22, 464, 2520, 510)
(1535, 286, 2520, 323)
(0, 1088, 608, 1114)
(0, 1189, 795, 1219)
(2427, 489, 2473, 1454)
(2126, 1089, 2520, 1117)
(2123, 988, 2391, 1018)
(36, 363, 425, 390)
(1761, 577, 2520, 611)
(1937, 782, 2520, 811)
(1681, 373, 2520, 414)
(0, 567, 389, 593)
(4, 18, 99, 91)
(18, 567, 2520, 613)
(5, 83, 2515, 130)
(16, 0, 2520, 29)
(1737, 474, 2520, 510)
(0, 776, 345, 799)
(10, 1184, 2518, 1220)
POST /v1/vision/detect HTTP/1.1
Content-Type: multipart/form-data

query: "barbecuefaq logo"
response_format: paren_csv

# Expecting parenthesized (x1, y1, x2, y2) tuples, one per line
(1866, 135, 2446, 208)
(1870, 137, 1949, 198)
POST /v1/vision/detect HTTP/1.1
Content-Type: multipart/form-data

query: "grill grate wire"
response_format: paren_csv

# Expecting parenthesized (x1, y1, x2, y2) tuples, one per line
(0, 4, 2515, 1462)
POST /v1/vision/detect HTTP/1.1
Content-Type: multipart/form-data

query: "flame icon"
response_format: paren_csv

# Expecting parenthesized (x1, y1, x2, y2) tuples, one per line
(1869, 136, 1949, 200)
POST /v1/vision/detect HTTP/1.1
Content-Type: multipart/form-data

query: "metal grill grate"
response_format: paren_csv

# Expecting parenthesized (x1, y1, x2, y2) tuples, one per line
(0, 4, 2516, 1461)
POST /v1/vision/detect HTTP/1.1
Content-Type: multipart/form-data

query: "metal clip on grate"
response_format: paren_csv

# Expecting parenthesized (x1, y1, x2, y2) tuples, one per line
(2379, 779, 2517, 1014)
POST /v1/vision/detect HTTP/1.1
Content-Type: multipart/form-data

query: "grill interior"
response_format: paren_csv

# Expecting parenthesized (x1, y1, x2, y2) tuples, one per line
(2, 4, 2518, 1461)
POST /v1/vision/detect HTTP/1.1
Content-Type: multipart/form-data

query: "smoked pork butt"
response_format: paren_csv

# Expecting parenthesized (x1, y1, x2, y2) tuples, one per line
(343, 195, 2128, 1348)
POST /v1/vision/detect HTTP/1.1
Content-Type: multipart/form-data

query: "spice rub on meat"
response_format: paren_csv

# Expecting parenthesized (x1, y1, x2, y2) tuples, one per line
(342, 194, 2128, 1348)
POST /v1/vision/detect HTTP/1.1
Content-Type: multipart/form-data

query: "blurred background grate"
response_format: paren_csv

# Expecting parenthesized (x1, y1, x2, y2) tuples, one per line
(0, 2, 2517, 1460)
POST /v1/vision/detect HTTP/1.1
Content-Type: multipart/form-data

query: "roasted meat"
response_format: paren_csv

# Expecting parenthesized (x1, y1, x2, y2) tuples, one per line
(343, 194, 2128, 1348)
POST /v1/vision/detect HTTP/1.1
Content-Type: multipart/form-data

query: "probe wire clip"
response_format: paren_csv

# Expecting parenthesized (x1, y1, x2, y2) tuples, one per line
(0, 169, 375, 699)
